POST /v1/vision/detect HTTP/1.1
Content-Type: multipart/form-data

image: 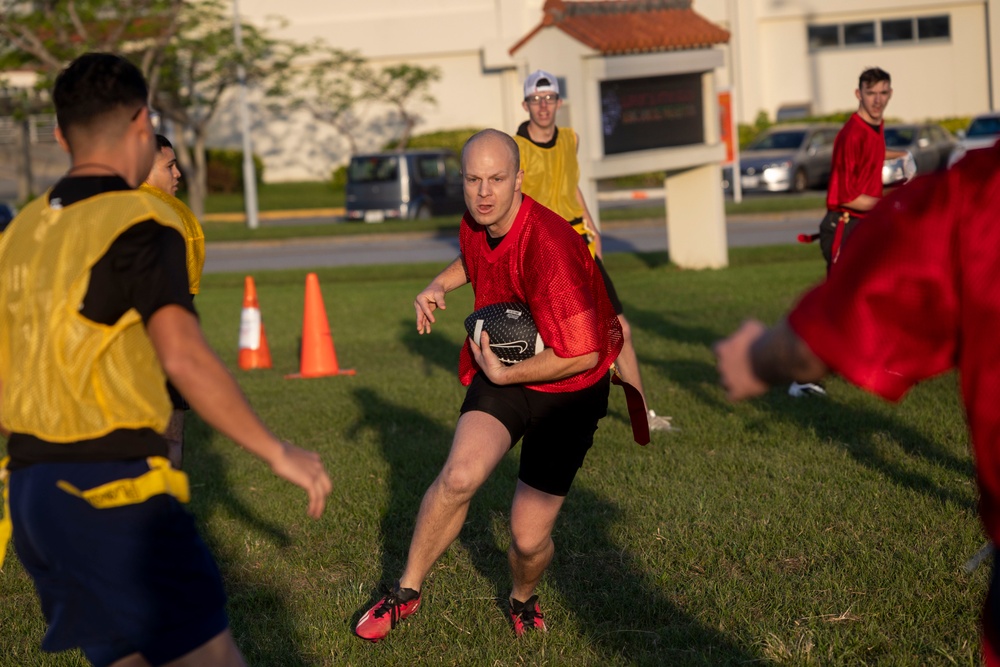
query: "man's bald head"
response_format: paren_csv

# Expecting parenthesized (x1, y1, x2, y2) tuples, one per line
(460, 129, 524, 235)
(461, 129, 520, 175)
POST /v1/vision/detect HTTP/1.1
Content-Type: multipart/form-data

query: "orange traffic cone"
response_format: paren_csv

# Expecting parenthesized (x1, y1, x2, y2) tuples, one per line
(286, 272, 355, 379)
(238, 275, 272, 370)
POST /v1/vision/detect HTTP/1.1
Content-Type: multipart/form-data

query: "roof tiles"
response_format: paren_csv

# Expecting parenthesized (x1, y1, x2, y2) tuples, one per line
(511, 0, 730, 55)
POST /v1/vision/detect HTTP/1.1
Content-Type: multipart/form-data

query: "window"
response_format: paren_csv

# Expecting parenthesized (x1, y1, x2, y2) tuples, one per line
(881, 18, 913, 43)
(844, 22, 875, 45)
(415, 156, 443, 181)
(808, 25, 839, 49)
(810, 13, 950, 49)
(918, 15, 950, 40)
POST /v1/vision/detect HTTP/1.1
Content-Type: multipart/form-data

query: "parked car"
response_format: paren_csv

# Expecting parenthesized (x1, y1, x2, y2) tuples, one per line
(0, 202, 16, 233)
(345, 149, 466, 222)
(882, 123, 955, 185)
(947, 112, 1000, 168)
(722, 124, 840, 193)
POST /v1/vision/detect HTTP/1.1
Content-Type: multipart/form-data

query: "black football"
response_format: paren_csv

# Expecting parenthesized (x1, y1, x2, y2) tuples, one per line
(464, 302, 545, 365)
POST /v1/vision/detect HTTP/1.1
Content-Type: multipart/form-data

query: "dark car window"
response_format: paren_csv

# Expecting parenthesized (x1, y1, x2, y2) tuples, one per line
(0, 204, 14, 232)
(349, 156, 399, 183)
(445, 155, 461, 180)
(747, 131, 806, 151)
(967, 116, 1000, 138)
(884, 127, 916, 148)
(415, 156, 444, 181)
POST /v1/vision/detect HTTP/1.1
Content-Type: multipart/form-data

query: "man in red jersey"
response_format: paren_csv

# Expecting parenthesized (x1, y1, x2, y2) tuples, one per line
(714, 142, 1000, 665)
(820, 67, 904, 271)
(792, 67, 904, 398)
(355, 129, 623, 641)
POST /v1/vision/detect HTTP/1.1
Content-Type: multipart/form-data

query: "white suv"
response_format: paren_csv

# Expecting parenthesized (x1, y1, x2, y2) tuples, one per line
(947, 112, 1000, 168)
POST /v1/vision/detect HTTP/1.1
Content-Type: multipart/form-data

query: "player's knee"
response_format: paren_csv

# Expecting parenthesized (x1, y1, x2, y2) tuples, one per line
(510, 524, 552, 559)
(436, 464, 481, 502)
(617, 314, 633, 342)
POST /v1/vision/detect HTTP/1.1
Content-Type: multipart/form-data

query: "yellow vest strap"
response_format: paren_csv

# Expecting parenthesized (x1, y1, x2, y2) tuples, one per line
(56, 457, 190, 509)
(0, 457, 10, 571)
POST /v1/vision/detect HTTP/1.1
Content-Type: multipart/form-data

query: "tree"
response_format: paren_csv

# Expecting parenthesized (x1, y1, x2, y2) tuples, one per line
(0, 0, 301, 217)
(361, 62, 441, 151)
(269, 43, 367, 155)
(151, 0, 303, 216)
(0, 0, 183, 201)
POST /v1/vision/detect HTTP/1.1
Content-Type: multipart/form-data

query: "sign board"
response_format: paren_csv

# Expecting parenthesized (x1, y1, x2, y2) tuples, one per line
(599, 73, 704, 155)
(718, 88, 735, 164)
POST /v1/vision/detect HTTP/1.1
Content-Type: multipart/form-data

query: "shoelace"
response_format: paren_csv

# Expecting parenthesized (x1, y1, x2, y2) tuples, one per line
(514, 601, 543, 630)
(374, 592, 406, 627)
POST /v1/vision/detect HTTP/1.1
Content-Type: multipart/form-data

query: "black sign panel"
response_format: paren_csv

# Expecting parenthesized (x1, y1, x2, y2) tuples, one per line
(600, 73, 704, 155)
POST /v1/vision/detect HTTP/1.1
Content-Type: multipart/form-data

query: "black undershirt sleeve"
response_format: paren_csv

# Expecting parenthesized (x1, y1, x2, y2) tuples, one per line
(81, 219, 195, 325)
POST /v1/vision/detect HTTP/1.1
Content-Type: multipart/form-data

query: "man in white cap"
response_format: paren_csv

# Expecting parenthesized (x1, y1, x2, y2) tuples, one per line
(512, 69, 674, 433)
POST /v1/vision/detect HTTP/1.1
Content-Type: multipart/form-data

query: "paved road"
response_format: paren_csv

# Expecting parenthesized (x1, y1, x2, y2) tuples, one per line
(203, 213, 822, 274)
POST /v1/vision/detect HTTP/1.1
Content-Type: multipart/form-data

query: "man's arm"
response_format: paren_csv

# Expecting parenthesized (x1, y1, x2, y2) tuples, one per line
(414, 255, 468, 334)
(0, 377, 7, 438)
(575, 187, 603, 259)
(839, 193, 880, 212)
(573, 131, 603, 258)
(714, 319, 829, 401)
(146, 305, 332, 519)
(470, 330, 598, 385)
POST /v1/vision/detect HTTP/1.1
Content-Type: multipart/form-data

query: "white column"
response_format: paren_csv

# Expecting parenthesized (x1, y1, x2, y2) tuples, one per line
(665, 164, 728, 269)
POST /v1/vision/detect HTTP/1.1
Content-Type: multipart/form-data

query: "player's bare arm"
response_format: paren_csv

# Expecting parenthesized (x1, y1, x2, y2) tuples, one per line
(415, 255, 469, 334)
(840, 193, 880, 212)
(575, 186, 603, 259)
(715, 319, 828, 401)
(470, 330, 598, 386)
(0, 376, 7, 438)
(147, 304, 332, 519)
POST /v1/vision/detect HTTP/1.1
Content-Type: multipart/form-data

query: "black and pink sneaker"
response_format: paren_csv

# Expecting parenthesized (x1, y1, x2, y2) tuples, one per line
(509, 595, 547, 637)
(355, 582, 422, 642)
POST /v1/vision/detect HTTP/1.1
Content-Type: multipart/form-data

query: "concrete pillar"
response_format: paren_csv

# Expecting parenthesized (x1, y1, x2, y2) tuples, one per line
(665, 164, 728, 269)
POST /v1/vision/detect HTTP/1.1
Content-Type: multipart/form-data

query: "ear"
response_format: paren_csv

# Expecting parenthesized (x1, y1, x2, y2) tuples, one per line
(522, 100, 529, 113)
(54, 125, 70, 154)
(854, 88, 862, 103)
(514, 168, 524, 192)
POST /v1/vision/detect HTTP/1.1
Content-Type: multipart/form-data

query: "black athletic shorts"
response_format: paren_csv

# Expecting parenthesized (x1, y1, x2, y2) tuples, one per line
(818, 210, 860, 272)
(460, 371, 611, 496)
(594, 257, 623, 316)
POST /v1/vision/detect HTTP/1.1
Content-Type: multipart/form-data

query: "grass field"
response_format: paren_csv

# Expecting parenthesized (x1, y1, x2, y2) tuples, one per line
(0, 245, 984, 666)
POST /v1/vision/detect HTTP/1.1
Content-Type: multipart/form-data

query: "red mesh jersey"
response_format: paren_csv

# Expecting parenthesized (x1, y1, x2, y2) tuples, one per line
(789, 143, 1000, 549)
(458, 195, 623, 392)
(826, 113, 885, 216)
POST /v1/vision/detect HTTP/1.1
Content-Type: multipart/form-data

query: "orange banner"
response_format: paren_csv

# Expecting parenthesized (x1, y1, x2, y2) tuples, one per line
(718, 89, 735, 164)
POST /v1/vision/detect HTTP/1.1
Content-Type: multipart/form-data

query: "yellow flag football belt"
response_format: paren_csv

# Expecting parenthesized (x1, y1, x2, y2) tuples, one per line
(0, 456, 189, 570)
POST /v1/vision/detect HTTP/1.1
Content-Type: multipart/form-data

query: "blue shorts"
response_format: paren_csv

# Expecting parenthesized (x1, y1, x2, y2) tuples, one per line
(9, 460, 228, 666)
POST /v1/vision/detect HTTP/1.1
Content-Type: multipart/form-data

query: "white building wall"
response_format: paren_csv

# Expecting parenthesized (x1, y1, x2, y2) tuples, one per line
(225, 0, 998, 180)
(695, 0, 994, 123)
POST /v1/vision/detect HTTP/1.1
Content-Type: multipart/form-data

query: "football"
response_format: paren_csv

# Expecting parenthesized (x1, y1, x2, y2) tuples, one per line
(464, 302, 545, 365)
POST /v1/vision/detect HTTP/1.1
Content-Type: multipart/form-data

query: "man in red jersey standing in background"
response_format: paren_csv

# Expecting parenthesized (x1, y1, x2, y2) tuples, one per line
(355, 129, 622, 641)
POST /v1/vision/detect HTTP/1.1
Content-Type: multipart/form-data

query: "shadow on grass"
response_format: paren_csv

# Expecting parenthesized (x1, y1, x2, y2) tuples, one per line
(348, 386, 761, 664)
(185, 415, 310, 667)
(619, 301, 973, 507)
(648, 354, 974, 511)
(399, 317, 459, 378)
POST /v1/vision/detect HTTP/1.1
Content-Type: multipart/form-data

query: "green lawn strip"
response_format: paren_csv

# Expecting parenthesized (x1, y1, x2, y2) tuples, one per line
(196, 181, 826, 245)
(0, 246, 982, 665)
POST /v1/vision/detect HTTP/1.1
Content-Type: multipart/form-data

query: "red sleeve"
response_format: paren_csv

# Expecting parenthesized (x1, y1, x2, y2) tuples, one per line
(789, 171, 960, 401)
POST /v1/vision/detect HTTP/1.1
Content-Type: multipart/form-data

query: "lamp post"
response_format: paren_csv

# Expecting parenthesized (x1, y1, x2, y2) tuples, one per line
(232, 0, 259, 229)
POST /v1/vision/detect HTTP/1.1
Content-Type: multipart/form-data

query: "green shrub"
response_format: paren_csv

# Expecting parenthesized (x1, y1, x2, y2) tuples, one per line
(381, 127, 482, 155)
(205, 148, 264, 194)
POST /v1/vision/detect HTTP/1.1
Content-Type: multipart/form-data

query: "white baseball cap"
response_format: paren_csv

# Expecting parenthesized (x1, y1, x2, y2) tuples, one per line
(523, 70, 560, 98)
